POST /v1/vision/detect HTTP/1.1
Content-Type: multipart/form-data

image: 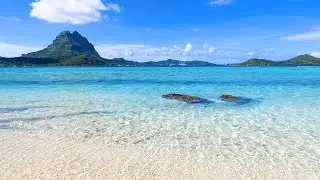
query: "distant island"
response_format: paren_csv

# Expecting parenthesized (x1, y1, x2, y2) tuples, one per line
(0, 31, 219, 67)
(229, 54, 320, 66)
(1, 31, 320, 67)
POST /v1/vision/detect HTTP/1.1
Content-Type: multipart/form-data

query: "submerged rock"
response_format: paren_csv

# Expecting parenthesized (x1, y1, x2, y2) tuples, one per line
(162, 94, 211, 104)
(220, 94, 239, 100)
(220, 94, 252, 105)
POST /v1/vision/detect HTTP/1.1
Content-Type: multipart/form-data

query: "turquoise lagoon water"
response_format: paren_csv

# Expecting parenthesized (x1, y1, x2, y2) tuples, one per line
(0, 67, 320, 170)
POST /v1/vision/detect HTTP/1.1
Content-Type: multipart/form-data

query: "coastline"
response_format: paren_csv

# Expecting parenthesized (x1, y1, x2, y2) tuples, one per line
(0, 132, 318, 180)
(1, 64, 320, 68)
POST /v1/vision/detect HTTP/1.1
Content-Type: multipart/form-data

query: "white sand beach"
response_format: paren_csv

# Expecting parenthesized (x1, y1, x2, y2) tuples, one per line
(0, 132, 318, 180)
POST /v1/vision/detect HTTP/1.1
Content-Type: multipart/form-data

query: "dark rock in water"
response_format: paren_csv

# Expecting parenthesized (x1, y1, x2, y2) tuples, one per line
(162, 94, 212, 104)
(220, 94, 239, 100)
(220, 94, 252, 105)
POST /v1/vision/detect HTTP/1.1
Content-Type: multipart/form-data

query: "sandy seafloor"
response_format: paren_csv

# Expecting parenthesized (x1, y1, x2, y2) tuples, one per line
(0, 132, 319, 180)
(1, 67, 320, 179)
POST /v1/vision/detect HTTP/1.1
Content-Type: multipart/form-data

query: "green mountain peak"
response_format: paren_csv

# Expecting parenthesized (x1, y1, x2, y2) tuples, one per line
(22, 31, 101, 61)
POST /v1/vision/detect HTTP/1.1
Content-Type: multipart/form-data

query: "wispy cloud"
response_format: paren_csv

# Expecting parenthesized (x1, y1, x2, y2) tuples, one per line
(203, 44, 215, 55)
(0, 16, 21, 22)
(282, 31, 320, 41)
(95, 42, 267, 63)
(104, 3, 121, 13)
(0, 42, 42, 57)
(30, 0, 120, 25)
(247, 51, 256, 56)
(96, 43, 219, 61)
(209, 0, 232, 6)
(310, 52, 320, 58)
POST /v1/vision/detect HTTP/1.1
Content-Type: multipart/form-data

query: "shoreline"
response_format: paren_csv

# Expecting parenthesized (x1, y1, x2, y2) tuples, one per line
(1, 65, 320, 68)
(0, 132, 318, 180)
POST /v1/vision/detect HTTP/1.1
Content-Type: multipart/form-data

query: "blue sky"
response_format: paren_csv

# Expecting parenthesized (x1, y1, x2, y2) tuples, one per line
(0, 0, 319, 63)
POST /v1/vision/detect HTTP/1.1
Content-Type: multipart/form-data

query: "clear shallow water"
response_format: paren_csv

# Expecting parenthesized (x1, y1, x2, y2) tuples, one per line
(0, 67, 320, 170)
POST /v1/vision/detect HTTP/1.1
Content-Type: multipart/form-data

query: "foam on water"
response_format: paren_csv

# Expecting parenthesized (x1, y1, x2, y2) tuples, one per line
(0, 67, 320, 177)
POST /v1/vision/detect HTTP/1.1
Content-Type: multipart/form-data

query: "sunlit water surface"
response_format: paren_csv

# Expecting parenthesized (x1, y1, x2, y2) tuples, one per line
(0, 67, 320, 174)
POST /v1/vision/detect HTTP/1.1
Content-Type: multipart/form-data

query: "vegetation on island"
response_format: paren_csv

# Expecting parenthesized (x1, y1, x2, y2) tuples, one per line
(229, 54, 320, 66)
(0, 31, 218, 67)
(1, 31, 320, 67)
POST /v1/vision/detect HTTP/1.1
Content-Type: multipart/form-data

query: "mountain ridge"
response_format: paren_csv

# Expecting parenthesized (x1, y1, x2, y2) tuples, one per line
(228, 54, 320, 66)
(17, 31, 218, 67)
(1, 31, 320, 67)
(22, 31, 103, 63)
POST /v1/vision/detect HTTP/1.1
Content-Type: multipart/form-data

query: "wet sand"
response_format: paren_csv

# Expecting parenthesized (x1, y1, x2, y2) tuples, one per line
(0, 132, 318, 180)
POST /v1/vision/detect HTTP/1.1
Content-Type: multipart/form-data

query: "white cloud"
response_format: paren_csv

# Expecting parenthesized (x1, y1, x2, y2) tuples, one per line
(310, 52, 320, 58)
(247, 51, 256, 56)
(96, 43, 219, 61)
(30, 0, 120, 25)
(0, 16, 21, 22)
(96, 44, 183, 61)
(209, 0, 232, 6)
(184, 43, 192, 54)
(104, 3, 121, 12)
(0, 42, 42, 57)
(202, 44, 215, 55)
(173, 45, 181, 50)
(208, 47, 215, 55)
(282, 31, 320, 41)
(96, 44, 149, 57)
(125, 49, 134, 56)
(267, 48, 274, 53)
